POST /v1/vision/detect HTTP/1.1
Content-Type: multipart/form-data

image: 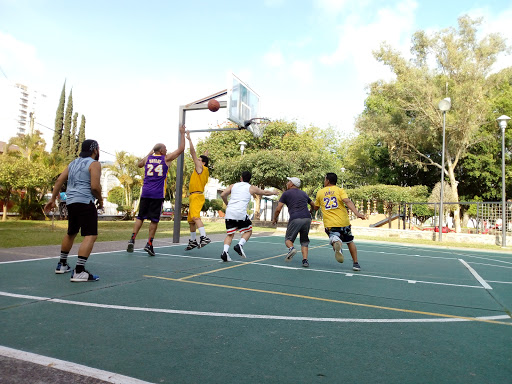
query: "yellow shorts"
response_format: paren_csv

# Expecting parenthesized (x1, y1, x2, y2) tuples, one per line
(188, 193, 205, 223)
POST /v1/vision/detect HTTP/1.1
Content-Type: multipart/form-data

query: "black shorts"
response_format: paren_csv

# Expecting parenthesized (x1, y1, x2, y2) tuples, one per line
(137, 197, 164, 222)
(67, 202, 98, 237)
(325, 226, 354, 243)
(225, 218, 252, 235)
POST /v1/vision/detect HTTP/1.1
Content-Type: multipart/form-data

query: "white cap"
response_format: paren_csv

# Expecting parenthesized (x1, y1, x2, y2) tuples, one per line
(287, 177, 301, 187)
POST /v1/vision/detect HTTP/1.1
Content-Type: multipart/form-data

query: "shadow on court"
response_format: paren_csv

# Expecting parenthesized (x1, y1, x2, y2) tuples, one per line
(1, 234, 511, 383)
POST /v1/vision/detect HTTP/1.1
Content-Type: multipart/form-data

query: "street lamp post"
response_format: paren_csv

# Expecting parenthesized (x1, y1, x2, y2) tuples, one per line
(497, 115, 510, 248)
(340, 167, 346, 189)
(438, 97, 451, 242)
(238, 141, 247, 156)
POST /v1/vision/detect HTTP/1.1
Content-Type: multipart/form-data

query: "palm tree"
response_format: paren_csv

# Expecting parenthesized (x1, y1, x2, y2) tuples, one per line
(107, 151, 143, 208)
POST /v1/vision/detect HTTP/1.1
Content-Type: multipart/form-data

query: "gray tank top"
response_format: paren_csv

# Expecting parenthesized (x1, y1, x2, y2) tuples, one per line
(66, 157, 97, 204)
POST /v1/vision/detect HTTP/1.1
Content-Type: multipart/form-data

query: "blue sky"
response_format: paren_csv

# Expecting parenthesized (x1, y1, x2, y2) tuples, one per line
(1, 0, 511, 160)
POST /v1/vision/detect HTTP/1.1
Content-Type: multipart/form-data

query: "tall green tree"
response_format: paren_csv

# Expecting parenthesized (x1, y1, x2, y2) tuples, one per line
(355, 15, 509, 232)
(69, 112, 78, 161)
(52, 82, 66, 154)
(61, 89, 73, 156)
(77, 115, 86, 155)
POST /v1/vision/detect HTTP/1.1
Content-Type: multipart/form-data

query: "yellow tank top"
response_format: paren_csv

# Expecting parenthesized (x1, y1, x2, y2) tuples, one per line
(188, 166, 209, 193)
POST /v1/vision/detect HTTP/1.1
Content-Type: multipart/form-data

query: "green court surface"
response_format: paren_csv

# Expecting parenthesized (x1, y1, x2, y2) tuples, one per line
(1, 235, 511, 383)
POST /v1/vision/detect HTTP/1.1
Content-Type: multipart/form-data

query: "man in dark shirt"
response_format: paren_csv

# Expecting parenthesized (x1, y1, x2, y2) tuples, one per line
(272, 177, 317, 267)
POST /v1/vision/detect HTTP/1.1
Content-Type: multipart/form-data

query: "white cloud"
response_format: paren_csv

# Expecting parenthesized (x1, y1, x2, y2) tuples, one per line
(0, 32, 45, 85)
(320, 0, 417, 86)
(290, 60, 314, 85)
(263, 49, 285, 67)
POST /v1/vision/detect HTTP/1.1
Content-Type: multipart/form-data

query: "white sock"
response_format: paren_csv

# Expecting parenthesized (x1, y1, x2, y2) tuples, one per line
(190, 232, 197, 241)
(239, 238, 247, 247)
(224, 244, 230, 253)
(199, 227, 206, 237)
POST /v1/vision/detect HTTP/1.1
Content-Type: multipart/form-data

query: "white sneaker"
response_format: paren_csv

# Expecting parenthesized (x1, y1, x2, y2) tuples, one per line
(285, 247, 297, 262)
(333, 241, 344, 263)
(55, 263, 71, 274)
(70, 269, 99, 282)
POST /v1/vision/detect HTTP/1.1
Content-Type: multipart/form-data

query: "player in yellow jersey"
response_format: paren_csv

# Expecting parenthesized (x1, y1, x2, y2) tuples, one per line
(313, 172, 366, 271)
(185, 131, 211, 250)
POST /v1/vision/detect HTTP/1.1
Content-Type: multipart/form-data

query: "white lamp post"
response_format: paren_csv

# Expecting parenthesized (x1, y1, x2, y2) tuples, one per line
(438, 97, 451, 242)
(340, 167, 346, 189)
(497, 115, 510, 247)
(238, 141, 247, 156)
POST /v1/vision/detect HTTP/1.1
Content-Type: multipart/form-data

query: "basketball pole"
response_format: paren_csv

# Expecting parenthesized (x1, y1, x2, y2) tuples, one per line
(172, 98, 233, 243)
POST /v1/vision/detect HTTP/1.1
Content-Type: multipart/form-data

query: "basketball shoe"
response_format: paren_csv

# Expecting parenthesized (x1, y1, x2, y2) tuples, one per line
(234, 243, 246, 258)
(220, 251, 232, 262)
(70, 269, 99, 282)
(333, 241, 344, 263)
(55, 262, 71, 274)
(185, 239, 199, 251)
(198, 236, 211, 248)
(285, 247, 297, 262)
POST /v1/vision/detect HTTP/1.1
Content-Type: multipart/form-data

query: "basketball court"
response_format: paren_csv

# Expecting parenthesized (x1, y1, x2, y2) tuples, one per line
(1, 234, 511, 383)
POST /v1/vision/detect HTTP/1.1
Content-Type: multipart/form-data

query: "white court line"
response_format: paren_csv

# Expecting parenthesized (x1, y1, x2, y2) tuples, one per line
(468, 261, 512, 269)
(0, 291, 509, 324)
(459, 259, 493, 290)
(0, 345, 151, 384)
(208, 260, 485, 290)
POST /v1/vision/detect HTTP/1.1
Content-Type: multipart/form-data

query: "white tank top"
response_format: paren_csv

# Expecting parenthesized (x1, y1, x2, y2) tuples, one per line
(225, 182, 251, 220)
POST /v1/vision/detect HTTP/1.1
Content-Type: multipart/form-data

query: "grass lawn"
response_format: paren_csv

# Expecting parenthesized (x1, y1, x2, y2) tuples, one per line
(0, 219, 510, 253)
(0, 219, 275, 248)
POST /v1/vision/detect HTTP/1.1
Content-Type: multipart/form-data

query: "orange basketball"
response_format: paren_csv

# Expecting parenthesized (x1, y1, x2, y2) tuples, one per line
(208, 99, 220, 112)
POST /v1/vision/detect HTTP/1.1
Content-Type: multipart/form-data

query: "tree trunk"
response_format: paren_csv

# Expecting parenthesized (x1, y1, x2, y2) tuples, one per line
(2, 203, 7, 221)
(447, 165, 461, 233)
(253, 194, 261, 220)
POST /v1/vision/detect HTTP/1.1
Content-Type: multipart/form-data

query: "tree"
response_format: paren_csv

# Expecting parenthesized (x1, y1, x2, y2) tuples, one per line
(356, 16, 509, 232)
(69, 112, 79, 161)
(7, 131, 47, 162)
(52, 82, 66, 154)
(0, 156, 53, 220)
(197, 120, 338, 219)
(61, 89, 73, 156)
(107, 151, 143, 208)
(77, 115, 86, 155)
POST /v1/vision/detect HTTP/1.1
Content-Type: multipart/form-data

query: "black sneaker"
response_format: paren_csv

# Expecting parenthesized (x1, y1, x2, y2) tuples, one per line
(185, 239, 199, 251)
(352, 262, 361, 271)
(198, 236, 211, 248)
(233, 243, 246, 258)
(220, 251, 232, 262)
(144, 244, 155, 256)
(127, 241, 134, 252)
(302, 259, 309, 268)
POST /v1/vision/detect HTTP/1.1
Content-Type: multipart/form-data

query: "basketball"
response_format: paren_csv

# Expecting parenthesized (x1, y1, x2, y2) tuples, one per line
(208, 99, 220, 112)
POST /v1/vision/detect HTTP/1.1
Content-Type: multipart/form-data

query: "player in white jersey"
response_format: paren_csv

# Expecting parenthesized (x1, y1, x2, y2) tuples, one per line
(220, 171, 277, 261)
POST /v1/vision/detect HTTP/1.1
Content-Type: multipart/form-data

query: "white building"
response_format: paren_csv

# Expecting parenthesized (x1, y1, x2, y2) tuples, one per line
(0, 78, 51, 142)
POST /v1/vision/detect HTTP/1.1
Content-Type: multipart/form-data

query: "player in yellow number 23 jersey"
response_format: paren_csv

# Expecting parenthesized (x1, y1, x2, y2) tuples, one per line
(313, 172, 366, 271)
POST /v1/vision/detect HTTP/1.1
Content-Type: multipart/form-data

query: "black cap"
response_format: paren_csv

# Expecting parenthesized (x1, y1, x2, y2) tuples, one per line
(79, 139, 99, 158)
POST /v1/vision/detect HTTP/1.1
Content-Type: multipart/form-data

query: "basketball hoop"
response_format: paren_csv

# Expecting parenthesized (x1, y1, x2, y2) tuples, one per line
(244, 118, 270, 138)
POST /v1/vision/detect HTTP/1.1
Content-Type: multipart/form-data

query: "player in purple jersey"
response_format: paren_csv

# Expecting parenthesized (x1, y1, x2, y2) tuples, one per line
(127, 125, 186, 256)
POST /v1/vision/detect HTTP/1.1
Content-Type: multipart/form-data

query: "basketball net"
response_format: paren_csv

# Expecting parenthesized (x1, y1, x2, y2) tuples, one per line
(245, 118, 270, 138)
